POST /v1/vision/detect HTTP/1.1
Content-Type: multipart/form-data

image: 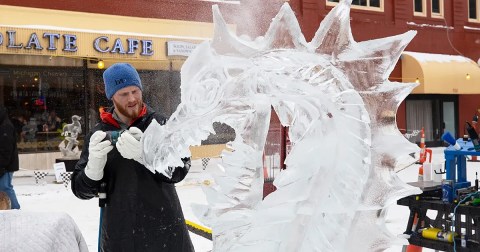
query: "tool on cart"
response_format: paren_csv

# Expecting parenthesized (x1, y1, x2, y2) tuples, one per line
(443, 138, 473, 191)
(442, 180, 454, 203)
(421, 227, 457, 243)
(441, 131, 461, 150)
(398, 138, 480, 251)
(456, 187, 478, 200)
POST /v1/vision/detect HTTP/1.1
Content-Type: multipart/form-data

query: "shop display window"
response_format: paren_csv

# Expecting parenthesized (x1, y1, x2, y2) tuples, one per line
(1, 66, 85, 153)
(1, 64, 235, 154)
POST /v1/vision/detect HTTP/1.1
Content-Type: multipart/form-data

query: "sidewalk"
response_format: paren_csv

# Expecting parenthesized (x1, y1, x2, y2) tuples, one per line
(13, 157, 220, 186)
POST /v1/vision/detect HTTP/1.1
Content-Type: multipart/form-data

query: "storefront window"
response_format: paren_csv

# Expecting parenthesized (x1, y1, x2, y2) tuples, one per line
(1, 66, 85, 153)
(0, 62, 235, 155)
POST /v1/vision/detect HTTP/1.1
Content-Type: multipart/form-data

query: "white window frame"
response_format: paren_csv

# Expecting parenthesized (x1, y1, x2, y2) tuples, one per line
(326, 0, 384, 12)
(431, 0, 444, 19)
(469, 0, 480, 23)
(413, 0, 427, 17)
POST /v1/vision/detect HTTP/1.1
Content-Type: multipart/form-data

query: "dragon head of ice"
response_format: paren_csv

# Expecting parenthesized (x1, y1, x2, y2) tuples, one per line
(143, 1, 422, 251)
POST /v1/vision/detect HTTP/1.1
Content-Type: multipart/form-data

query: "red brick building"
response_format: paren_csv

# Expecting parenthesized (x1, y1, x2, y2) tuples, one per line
(288, 0, 480, 145)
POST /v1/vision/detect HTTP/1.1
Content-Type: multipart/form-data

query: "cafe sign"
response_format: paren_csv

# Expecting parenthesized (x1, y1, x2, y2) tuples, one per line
(0, 30, 153, 56)
(166, 41, 197, 57)
(0, 27, 200, 61)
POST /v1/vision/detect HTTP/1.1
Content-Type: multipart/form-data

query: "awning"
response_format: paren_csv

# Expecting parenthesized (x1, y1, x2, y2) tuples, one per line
(401, 51, 480, 94)
(0, 5, 216, 41)
(0, 5, 235, 70)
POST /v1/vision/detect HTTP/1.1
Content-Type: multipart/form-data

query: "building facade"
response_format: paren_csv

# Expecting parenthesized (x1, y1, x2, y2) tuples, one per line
(0, 0, 282, 169)
(3, 0, 480, 170)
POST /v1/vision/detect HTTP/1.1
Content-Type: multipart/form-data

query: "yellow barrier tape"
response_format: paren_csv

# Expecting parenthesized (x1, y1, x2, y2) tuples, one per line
(185, 219, 212, 234)
(185, 219, 212, 240)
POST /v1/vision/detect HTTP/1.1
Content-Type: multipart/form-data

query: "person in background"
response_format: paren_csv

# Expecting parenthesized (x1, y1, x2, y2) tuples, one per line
(0, 107, 21, 209)
(21, 118, 38, 142)
(44, 110, 62, 132)
(11, 115, 26, 139)
(71, 63, 194, 252)
(473, 115, 479, 133)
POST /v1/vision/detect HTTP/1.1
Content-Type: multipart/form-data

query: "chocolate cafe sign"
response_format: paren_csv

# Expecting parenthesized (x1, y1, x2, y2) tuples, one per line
(0, 28, 199, 59)
(0, 30, 153, 56)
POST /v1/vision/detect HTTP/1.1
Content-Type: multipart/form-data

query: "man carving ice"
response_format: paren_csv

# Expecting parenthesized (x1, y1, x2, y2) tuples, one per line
(71, 63, 194, 252)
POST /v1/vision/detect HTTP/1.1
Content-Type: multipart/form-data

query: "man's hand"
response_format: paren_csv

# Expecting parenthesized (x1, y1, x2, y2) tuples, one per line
(116, 127, 143, 163)
(84, 131, 114, 181)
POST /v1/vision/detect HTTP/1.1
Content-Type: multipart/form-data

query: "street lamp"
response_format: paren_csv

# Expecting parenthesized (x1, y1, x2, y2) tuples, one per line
(97, 60, 105, 69)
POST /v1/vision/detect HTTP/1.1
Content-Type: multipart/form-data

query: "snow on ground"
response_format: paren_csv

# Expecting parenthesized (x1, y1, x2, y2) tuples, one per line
(10, 147, 480, 251)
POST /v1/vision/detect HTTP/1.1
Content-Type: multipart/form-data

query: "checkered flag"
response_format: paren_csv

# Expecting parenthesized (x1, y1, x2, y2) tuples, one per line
(201, 157, 210, 170)
(60, 172, 73, 189)
(33, 171, 49, 185)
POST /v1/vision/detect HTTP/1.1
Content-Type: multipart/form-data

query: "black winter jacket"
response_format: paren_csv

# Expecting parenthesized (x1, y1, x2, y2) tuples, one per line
(71, 105, 194, 252)
(0, 108, 19, 177)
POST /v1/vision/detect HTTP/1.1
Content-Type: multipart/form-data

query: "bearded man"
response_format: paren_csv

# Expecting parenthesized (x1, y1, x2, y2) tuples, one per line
(71, 63, 194, 252)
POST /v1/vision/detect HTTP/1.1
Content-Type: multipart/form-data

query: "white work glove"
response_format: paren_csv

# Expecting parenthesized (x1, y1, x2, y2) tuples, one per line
(84, 131, 114, 181)
(116, 127, 144, 164)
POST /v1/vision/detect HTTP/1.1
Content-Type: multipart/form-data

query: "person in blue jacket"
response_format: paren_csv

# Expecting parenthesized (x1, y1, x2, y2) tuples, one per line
(71, 63, 194, 252)
(0, 107, 20, 209)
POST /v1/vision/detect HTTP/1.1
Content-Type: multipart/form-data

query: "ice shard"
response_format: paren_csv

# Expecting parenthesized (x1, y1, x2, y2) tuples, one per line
(142, 1, 422, 251)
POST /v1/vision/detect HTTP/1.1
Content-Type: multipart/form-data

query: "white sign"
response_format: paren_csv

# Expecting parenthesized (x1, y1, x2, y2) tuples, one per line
(53, 162, 67, 183)
(166, 41, 198, 57)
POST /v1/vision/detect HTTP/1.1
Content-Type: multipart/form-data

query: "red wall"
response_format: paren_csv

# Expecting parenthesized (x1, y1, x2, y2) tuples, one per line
(1, 0, 226, 21)
(0, 0, 282, 37)
(5, 1, 478, 60)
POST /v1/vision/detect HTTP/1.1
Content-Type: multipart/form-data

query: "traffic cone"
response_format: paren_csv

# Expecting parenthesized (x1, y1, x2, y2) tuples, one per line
(417, 166, 424, 182)
(419, 127, 426, 163)
(417, 127, 426, 181)
(403, 245, 423, 252)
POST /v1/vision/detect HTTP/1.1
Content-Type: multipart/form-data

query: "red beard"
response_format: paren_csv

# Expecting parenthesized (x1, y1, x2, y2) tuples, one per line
(113, 99, 143, 121)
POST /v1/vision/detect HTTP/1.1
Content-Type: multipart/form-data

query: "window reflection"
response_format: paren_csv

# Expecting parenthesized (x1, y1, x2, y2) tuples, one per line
(3, 67, 85, 153)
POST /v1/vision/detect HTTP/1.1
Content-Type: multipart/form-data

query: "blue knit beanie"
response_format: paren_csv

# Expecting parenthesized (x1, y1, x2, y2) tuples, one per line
(103, 63, 142, 99)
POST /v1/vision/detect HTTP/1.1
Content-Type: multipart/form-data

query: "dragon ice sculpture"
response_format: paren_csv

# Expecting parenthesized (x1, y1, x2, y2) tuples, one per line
(142, 1, 423, 251)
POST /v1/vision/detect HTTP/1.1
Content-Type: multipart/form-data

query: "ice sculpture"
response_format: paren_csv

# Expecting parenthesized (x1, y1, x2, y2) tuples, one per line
(142, 1, 423, 251)
(60, 115, 82, 158)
